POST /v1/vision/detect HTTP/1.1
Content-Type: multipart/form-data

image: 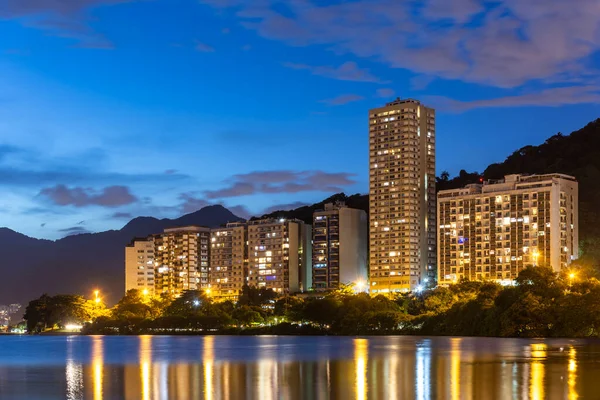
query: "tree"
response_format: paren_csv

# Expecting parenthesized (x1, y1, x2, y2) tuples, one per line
(232, 306, 264, 327)
(24, 294, 52, 333)
(163, 290, 207, 318)
(237, 285, 278, 307)
(112, 289, 152, 320)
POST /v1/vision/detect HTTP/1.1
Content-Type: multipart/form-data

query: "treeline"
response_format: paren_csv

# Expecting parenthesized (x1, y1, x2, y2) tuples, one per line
(23, 266, 600, 337)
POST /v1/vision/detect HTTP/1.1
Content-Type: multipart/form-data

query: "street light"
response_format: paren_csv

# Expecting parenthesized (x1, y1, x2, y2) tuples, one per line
(142, 288, 149, 296)
(94, 290, 101, 304)
(354, 280, 366, 293)
(569, 272, 576, 287)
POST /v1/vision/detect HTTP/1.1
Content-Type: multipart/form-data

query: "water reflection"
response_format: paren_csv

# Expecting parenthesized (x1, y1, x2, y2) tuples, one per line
(568, 346, 578, 400)
(66, 337, 83, 400)
(354, 338, 367, 400)
(2, 336, 600, 400)
(530, 343, 546, 400)
(92, 336, 103, 400)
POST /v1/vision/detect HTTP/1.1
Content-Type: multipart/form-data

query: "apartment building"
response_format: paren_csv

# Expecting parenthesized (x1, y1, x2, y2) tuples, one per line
(154, 226, 211, 296)
(369, 98, 436, 294)
(438, 174, 578, 285)
(313, 202, 368, 290)
(210, 222, 248, 301)
(125, 237, 155, 295)
(247, 218, 312, 294)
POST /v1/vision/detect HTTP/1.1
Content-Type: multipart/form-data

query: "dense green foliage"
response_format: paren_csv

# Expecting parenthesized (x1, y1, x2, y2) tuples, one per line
(23, 294, 109, 333)
(24, 267, 600, 338)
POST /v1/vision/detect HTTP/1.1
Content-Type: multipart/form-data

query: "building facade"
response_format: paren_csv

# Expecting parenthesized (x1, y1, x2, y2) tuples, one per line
(154, 226, 211, 296)
(210, 222, 248, 301)
(247, 218, 312, 294)
(313, 202, 368, 290)
(125, 237, 155, 295)
(437, 174, 579, 285)
(369, 98, 436, 294)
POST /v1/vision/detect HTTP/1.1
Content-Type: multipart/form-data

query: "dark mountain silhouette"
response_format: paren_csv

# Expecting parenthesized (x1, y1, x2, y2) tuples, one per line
(0, 205, 242, 306)
(5, 119, 600, 307)
(261, 119, 600, 269)
(251, 193, 368, 224)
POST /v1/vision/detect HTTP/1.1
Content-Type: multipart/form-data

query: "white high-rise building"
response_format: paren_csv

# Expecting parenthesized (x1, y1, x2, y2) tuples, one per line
(369, 98, 436, 294)
(437, 174, 579, 285)
(247, 218, 312, 294)
(312, 202, 368, 290)
(125, 237, 155, 295)
(210, 222, 248, 301)
(154, 226, 211, 296)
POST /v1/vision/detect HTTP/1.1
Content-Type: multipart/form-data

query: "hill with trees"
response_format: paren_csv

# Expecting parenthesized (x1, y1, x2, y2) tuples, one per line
(263, 119, 600, 270)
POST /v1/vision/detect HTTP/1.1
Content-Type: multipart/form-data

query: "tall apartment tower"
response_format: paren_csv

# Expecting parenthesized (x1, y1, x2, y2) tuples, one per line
(369, 98, 436, 294)
(438, 174, 578, 285)
(210, 222, 248, 301)
(125, 237, 155, 295)
(247, 218, 312, 294)
(154, 226, 211, 296)
(313, 202, 368, 290)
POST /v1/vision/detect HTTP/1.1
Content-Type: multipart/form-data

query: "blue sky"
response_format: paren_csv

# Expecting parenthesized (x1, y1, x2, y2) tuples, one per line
(1, 0, 600, 239)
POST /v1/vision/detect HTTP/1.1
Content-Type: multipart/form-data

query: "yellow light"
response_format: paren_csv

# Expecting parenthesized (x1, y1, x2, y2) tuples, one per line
(206, 288, 211, 295)
(142, 289, 149, 296)
(354, 280, 366, 292)
(569, 273, 576, 279)
(354, 339, 368, 400)
(95, 297, 101, 304)
(94, 290, 99, 298)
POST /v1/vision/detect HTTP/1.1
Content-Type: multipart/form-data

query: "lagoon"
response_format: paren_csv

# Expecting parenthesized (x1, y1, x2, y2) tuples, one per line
(0, 335, 598, 399)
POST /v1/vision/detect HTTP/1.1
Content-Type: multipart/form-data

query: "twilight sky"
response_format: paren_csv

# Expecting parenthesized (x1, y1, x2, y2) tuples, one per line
(1, 0, 600, 239)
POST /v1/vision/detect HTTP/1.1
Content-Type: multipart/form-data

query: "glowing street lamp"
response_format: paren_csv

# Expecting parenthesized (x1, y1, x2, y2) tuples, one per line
(94, 290, 101, 304)
(142, 288, 149, 296)
(569, 272, 576, 287)
(354, 280, 366, 293)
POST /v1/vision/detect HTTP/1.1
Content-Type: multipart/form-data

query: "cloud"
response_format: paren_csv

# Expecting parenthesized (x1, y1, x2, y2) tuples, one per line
(2, 0, 130, 15)
(59, 226, 92, 236)
(376, 88, 395, 98)
(320, 94, 364, 106)
(39, 185, 138, 207)
(0, 145, 191, 188)
(0, 144, 23, 162)
(200, 0, 600, 90)
(427, 86, 600, 111)
(196, 41, 215, 52)
(228, 205, 251, 219)
(2, 0, 131, 48)
(179, 193, 211, 214)
(410, 75, 435, 90)
(110, 212, 133, 219)
(204, 170, 357, 199)
(164, 169, 178, 175)
(262, 201, 309, 214)
(283, 61, 384, 83)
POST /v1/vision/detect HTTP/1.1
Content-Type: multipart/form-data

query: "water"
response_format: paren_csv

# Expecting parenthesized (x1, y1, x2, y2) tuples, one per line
(0, 335, 598, 399)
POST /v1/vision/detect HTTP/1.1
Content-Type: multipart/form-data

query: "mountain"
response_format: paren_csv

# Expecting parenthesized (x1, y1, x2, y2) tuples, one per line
(4, 119, 600, 307)
(0, 205, 242, 307)
(252, 193, 369, 224)
(262, 119, 600, 269)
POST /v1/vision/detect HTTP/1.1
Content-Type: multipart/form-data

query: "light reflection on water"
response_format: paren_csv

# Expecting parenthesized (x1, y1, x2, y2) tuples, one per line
(0, 335, 598, 399)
